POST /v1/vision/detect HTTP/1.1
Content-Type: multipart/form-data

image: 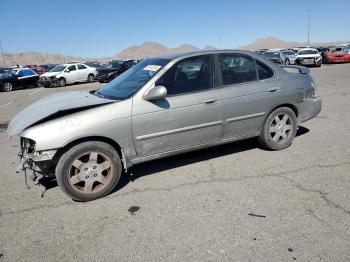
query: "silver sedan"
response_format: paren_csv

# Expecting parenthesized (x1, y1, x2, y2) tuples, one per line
(8, 50, 322, 201)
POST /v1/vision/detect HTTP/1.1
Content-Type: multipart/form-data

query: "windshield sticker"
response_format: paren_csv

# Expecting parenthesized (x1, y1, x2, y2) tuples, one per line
(143, 65, 161, 72)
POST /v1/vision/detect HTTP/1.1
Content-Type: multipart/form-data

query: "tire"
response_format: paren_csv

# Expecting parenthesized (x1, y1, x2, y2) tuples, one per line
(285, 59, 290, 65)
(259, 107, 297, 150)
(58, 77, 66, 87)
(2, 82, 13, 92)
(56, 141, 122, 201)
(87, 74, 94, 83)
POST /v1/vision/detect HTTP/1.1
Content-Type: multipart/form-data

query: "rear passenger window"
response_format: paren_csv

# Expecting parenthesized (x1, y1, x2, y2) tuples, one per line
(256, 60, 274, 80)
(156, 55, 213, 96)
(219, 54, 257, 85)
(78, 64, 87, 70)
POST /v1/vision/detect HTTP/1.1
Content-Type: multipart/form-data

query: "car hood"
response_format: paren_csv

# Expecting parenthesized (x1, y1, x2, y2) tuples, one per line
(7, 91, 115, 137)
(296, 54, 321, 58)
(41, 72, 61, 77)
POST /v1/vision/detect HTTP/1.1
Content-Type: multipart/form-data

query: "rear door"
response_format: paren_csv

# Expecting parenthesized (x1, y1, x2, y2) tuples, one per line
(77, 64, 89, 81)
(215, 53, 278, 139)
(17, 69, 39, 87)
(132, 55, 222, 157)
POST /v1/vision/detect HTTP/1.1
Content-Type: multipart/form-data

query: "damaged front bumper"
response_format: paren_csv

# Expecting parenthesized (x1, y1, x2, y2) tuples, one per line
(16, 137, 57, 182)
(37, 77, 60, 87)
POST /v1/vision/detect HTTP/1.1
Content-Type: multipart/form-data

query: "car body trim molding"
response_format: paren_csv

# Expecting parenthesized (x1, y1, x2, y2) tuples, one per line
(225, 112, 265, 123)
(136, 120, 223, 141)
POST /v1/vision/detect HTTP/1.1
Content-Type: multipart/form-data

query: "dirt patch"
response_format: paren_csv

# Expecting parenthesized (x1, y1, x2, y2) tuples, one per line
(0, 122, 9, 132)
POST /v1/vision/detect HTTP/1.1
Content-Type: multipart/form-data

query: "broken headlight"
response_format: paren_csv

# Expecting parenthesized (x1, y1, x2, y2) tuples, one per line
(21, 137, 36, 155)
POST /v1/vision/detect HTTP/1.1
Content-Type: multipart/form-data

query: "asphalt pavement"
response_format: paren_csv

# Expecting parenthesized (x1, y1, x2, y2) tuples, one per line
(0, 64, 349, 261)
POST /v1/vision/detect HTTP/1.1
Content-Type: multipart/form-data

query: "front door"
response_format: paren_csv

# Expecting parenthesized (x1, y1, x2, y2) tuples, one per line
(65, 64, 79, 83)
(132, 55, 222, 157)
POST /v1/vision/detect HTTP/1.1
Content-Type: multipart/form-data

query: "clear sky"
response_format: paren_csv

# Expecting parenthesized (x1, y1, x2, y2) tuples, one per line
(1, 0, 349, 58)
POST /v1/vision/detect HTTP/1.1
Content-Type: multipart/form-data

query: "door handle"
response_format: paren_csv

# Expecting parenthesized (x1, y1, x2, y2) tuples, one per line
(268, 87, 280, 93)
(204, 98, 217, 104)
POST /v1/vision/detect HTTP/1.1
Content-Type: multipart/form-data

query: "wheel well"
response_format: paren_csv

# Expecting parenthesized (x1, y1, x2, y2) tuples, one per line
(55, 136, 124, 166)
(269, 104, 298, 117)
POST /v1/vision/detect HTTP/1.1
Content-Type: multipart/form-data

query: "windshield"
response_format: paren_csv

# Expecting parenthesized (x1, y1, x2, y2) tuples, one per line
(298, 50, 319, 55)
(264, 52, 280, 59)
(106, 61, 123, 69)
(49, 65, 66, 72)
(97, 58, 170, 100)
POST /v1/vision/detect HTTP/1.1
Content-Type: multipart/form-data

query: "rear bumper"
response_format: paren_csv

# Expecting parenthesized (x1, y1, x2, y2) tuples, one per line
(297, 96, 322, 124)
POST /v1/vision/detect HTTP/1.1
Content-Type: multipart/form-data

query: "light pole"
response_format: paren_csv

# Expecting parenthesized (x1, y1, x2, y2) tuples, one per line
(0, 39, 5, 66)
(307, 10, 311, 46)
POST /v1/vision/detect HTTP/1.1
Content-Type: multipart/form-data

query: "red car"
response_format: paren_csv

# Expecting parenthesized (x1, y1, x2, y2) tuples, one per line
(326, 47, 350, 63)
(24, 64, 46, 75)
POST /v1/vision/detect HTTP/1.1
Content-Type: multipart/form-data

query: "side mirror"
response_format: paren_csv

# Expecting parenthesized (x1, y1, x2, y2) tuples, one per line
(144, 85, 167, 101)
(65, 69, 70, 73)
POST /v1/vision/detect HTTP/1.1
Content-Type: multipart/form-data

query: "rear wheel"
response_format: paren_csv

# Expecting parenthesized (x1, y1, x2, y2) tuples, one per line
(259, 107, 297, 150)
(56, 141, 122, 201)
(2, 82, 13, 92)
(87, 74, 94, 83)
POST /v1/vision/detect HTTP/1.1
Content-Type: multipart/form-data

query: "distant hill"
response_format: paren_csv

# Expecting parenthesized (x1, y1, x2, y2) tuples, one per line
(110, 42, 215, 60)
(0, 42, 217, 67)
(2, 37, 349, 67)
(0, 51, 88, 67)
(239, 37, 350, 50)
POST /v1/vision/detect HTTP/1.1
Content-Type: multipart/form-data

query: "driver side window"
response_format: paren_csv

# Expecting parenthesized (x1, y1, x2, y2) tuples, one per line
(156, 55, 213, 96)
(68, 65, 77, 71)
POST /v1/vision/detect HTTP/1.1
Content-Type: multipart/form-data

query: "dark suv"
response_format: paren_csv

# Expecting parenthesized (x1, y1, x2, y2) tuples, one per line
(96, 60, 137, 83)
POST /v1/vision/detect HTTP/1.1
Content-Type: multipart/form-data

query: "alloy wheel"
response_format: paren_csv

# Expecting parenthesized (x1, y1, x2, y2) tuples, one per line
(68, 151, 113, 194)
(269, 113, 293, 144)
(3, 82, 13, 92)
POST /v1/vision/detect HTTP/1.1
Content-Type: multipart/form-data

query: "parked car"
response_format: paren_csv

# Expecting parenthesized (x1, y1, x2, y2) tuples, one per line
(84, 61, 102, 68)
(0, 68, 39, 92)
(8, 50, 321, 201)
(295, 48, 322, 67)
(326, 46, 350, 63)
(38, 63, 97, 87)
(262, 51, 284, 64)
(316, 47, 331, 64)
(24, 65, 46, 75)
(39, 64, 58, 72)
(96, 60, 136, 83)
(280, 50, 296, 65)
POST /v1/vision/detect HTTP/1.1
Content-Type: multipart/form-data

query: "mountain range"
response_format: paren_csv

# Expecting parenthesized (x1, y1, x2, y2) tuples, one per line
(1, 37, 349, 66)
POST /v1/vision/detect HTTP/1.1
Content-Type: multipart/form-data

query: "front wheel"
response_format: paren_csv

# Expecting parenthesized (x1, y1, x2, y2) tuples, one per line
(2, 82, 13, 92)
(259, 107, 297, 150)
(58, 77, 66, 87)
(56, 141, 122, 201)
(285, 59, 290, 65)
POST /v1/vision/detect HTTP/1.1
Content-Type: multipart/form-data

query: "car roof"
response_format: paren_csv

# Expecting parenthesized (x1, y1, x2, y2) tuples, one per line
(154, 49, 261, 60)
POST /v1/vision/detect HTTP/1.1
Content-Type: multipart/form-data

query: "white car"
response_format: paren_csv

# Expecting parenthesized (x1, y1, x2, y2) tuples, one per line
(39, 63, 97, 87)
(295, 48, 322, 67)
(281, 50, 297, 65)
